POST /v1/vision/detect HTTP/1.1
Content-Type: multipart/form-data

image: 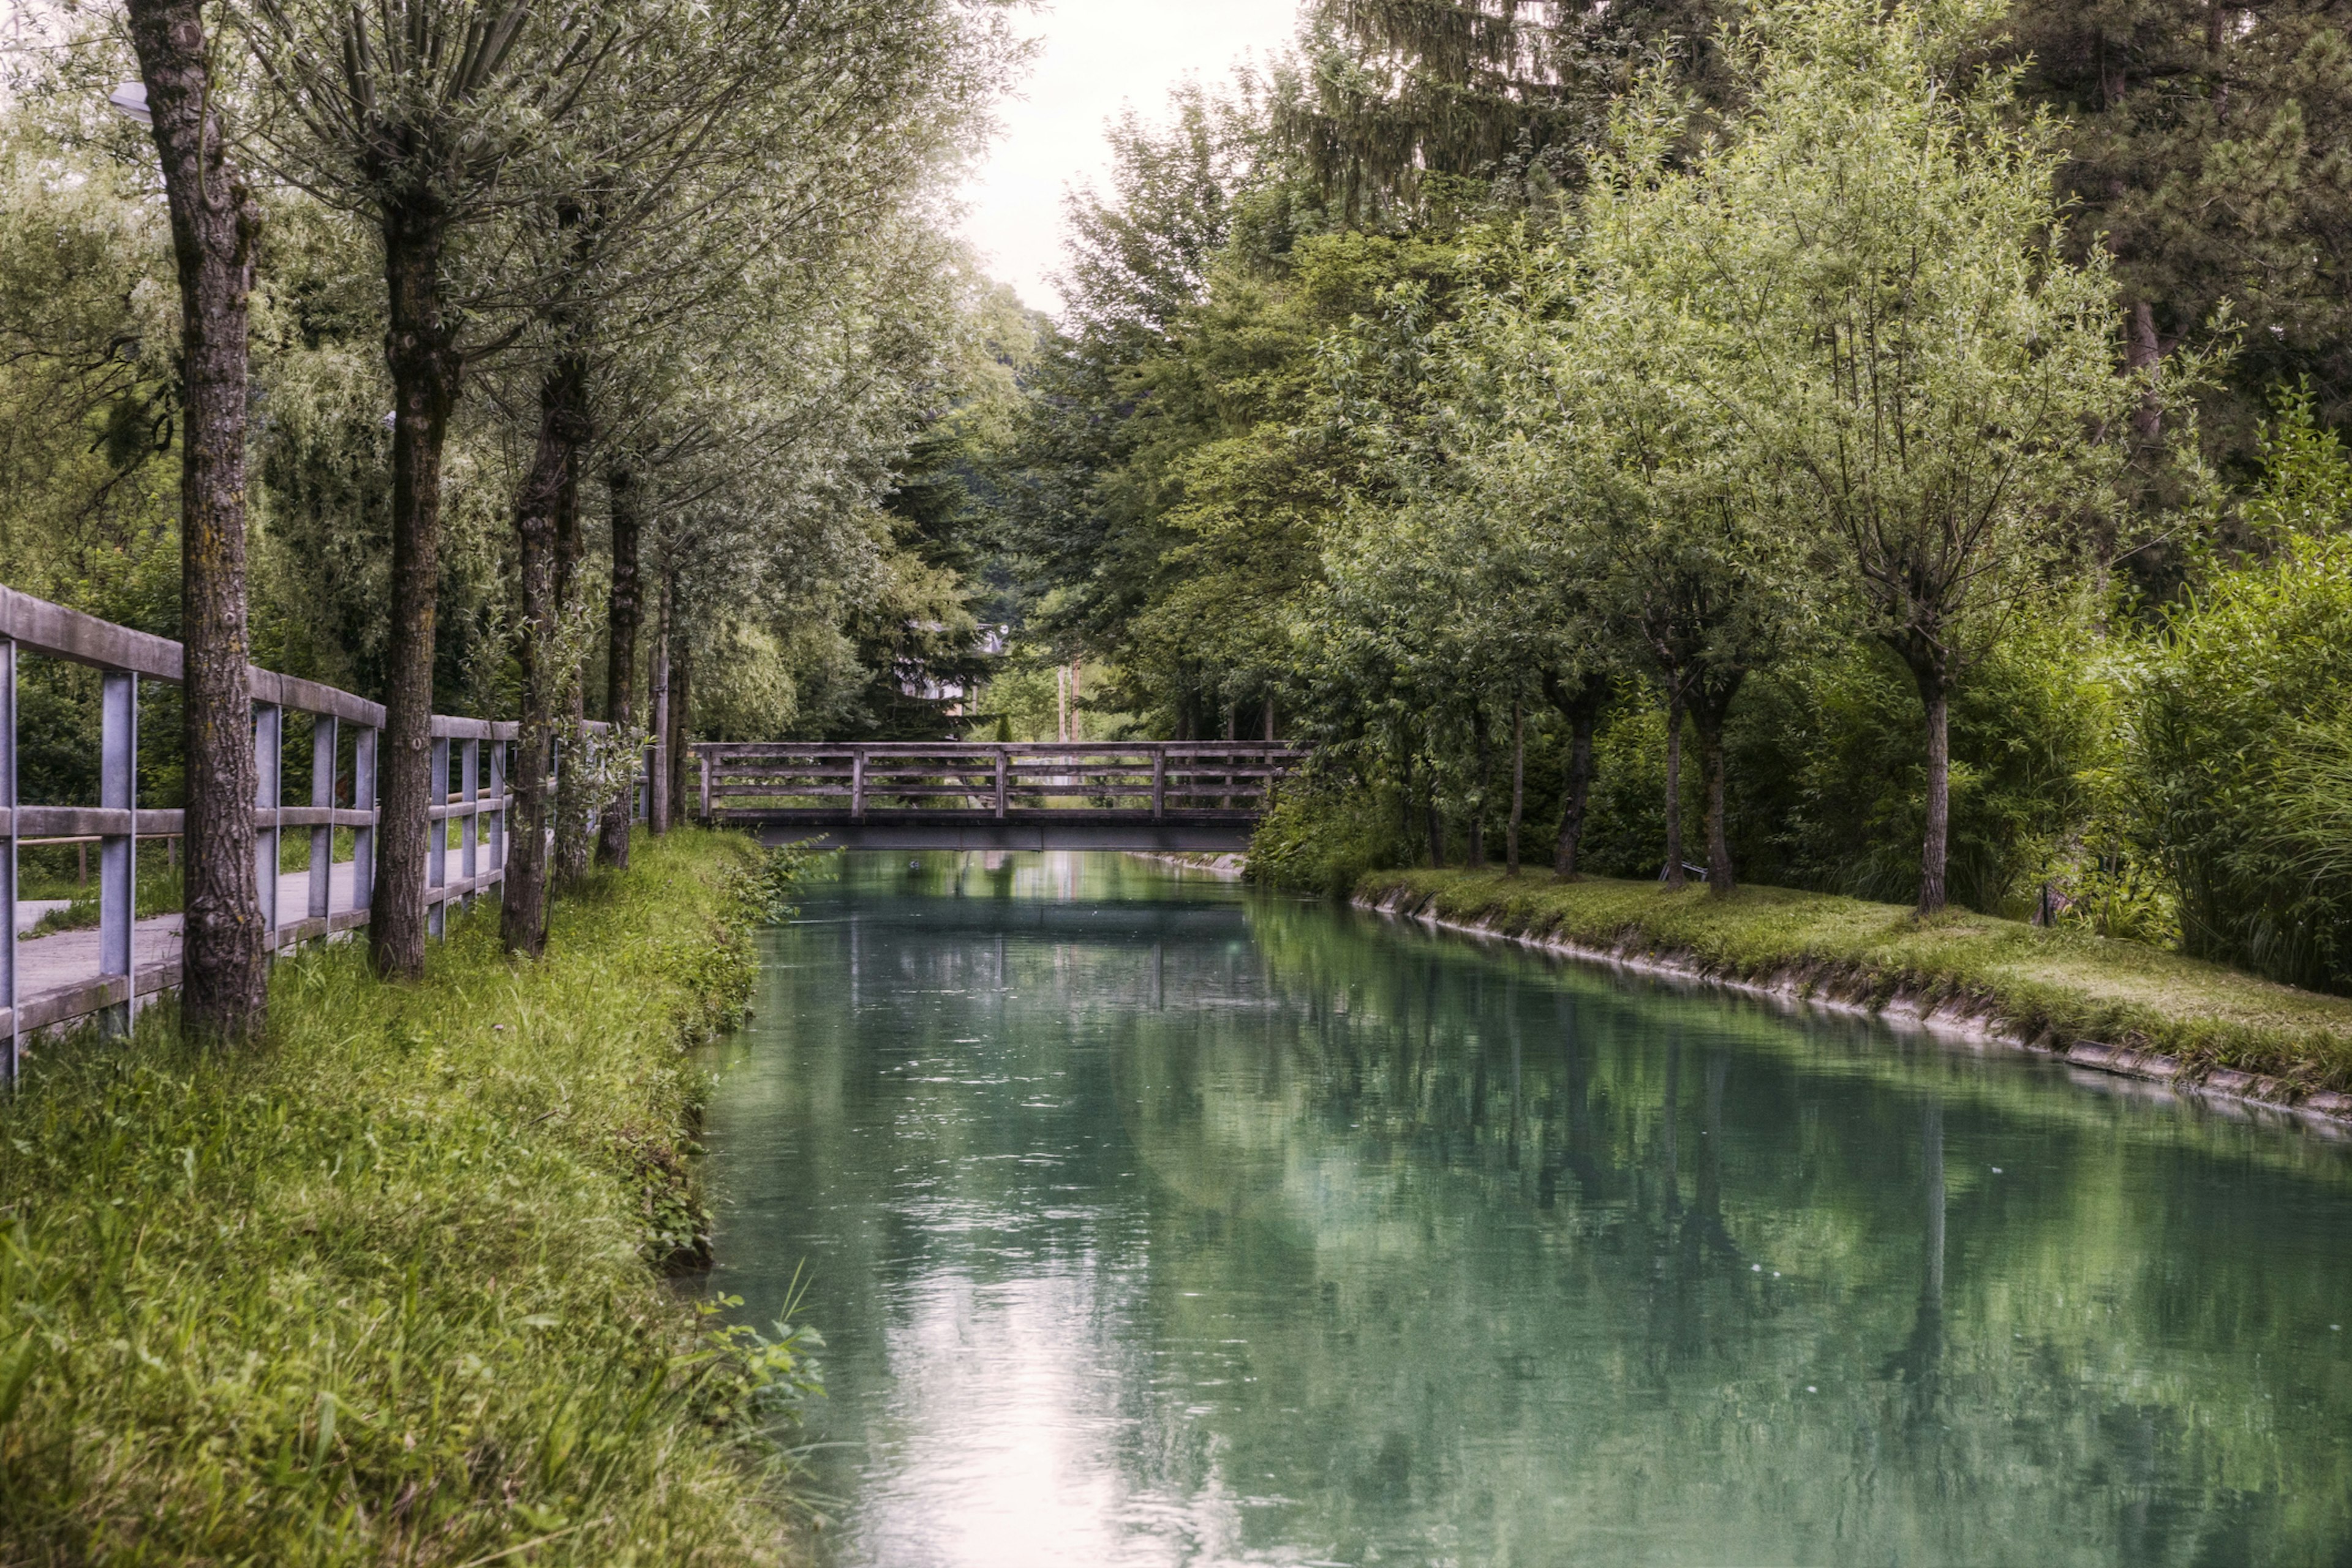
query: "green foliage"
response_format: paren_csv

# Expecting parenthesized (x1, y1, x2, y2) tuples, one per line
(730, 841, 815, 929)
(0, 831, 812, 1565)
(2129, 526, 2352, 990)
(1248, 775, 1417, 896)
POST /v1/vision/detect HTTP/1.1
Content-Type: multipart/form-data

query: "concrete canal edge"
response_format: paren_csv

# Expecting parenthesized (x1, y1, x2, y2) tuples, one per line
(1354, 881, 2352, 1140)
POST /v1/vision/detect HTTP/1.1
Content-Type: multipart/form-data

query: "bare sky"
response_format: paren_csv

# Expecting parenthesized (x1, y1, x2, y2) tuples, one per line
(961, 0, 1302, 318)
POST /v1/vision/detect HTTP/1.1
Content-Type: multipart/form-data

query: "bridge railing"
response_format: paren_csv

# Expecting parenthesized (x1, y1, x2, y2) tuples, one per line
(0, 585, 642, 1076)
(691, 741, 1306, 823)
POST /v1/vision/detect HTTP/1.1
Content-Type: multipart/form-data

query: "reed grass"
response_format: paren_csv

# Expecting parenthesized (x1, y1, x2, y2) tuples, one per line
(0, 829, 810, 1566)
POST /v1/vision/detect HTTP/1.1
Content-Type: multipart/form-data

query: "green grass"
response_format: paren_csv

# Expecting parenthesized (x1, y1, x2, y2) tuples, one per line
(0, 829, 813, 1566)
(1358, 868, 2352, 1094)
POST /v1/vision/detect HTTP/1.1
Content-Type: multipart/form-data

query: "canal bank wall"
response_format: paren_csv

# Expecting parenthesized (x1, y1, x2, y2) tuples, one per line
(1355, 870, 2352, 1139)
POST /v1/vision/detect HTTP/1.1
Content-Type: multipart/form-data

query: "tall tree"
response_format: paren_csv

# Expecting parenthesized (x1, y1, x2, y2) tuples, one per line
(123, 0, 267, 1037)
(2008, 0, 2352, 459)
(243, 0, 635, 978)
(1683, 0, 2132, 912)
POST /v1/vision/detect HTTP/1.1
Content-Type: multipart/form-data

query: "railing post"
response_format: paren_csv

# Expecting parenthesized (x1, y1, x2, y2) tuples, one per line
(252, 701, 279, 946)
(100, 672, 137, 1033)
(353, 725, 377, 918)
(1, 637, 16, 1082)
(995, 747, 1008, 820)
(698, 748, 711, 823)
(488, 739, 506, 880)
(1152, 747, 1166, 821)
(428, 734, 449, 939)
(309, 715, 336, 924)
(460, 736, 479, 906)
(850, 748, 865, 823)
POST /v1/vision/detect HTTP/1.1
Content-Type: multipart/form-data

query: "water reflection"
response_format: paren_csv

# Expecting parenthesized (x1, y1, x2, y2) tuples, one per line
(704, 853, 2352, 1567)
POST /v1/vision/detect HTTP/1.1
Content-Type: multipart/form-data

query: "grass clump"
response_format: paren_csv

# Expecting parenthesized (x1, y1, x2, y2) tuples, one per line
(1358, 867, 2352, 1093)
(0, 828, 813, 1566)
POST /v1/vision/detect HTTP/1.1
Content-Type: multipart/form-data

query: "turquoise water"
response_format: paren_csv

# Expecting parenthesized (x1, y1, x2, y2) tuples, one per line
(701, 852, 2352, 1567)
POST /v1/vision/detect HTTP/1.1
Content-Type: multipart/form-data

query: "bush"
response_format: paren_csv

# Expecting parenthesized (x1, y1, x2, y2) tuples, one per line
(2128, 532, 2352, 991)
(1248, 774, 1417, 895)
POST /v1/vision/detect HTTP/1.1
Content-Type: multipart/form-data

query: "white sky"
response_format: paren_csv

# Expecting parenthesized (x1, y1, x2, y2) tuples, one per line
(960, 0, 1304, 318)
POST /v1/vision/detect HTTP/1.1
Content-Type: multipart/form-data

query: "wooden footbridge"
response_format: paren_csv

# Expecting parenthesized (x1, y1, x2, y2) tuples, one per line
(688, 742, 1306, 851)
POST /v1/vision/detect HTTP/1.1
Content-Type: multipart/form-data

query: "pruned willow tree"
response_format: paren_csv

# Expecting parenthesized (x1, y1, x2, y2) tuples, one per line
(238, 0, 646, 978)
(235, 0, 1018, 966)
(121, 0, 270, 1036)
(478, 0, 1016, 957)
(1287, 0, 2125, 907)
(1653, 0, 2133, 913)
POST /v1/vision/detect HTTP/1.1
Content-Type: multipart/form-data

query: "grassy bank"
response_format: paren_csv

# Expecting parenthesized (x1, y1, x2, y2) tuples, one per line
(0, 829, 808, 1566)
(1358, 868, 2352, 1099)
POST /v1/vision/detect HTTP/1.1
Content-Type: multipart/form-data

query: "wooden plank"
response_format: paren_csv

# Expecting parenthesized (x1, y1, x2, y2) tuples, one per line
(275, 805, 375, 829)
(0, 586, 183, 679)
(15, 806, 134, 837)
(428, 715, 519, 742)
(250, 668, 385, 728)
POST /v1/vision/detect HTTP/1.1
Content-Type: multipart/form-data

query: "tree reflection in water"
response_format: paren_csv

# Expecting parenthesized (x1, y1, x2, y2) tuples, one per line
(703, 852, 2352, 1568)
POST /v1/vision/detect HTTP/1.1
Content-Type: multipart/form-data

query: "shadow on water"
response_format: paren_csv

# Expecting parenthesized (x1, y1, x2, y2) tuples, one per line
(703, 851, 2352, 1568)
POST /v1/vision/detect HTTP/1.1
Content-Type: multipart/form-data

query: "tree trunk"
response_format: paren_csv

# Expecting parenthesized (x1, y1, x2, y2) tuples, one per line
(1554, 703, 1597, 879)
(668, 627, 694, 825)
(550, 387, 592, 895)
(1426, 791, 1444, 869)
(372, 197, 460, 982)
(1506, 698, 1525, 876)
(2127, 300, 2162, 448)
(127, 0, 266, 1039)
(1468, 705, 1490, 868)
(648, 571, 671, 834)
(1917, 678, 1952, 915)
(1662, 688, 1686, 889)
(499, 360, 585, 959)
(1692, 701, 1736, 896)
(597, 462, 640, 867)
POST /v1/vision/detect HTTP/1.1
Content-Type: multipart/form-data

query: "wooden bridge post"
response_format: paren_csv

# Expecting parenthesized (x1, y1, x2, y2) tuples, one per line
(99, 673, 138, 1032)
(1152, 747, 1166, 821)
(698, 748, 711, 823)
(850, 748, 866, 823)
(994, 747, 1008, 820)
(309, 715, 336, 922)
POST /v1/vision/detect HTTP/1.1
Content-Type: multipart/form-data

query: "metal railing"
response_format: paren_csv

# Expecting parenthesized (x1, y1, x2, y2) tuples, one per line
(692, 741, 1306, 824)
(0, 586, 644, 1076)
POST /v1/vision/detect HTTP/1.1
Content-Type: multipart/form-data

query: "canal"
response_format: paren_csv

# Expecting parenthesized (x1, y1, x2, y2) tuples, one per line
(701, 852, 2352, 1567)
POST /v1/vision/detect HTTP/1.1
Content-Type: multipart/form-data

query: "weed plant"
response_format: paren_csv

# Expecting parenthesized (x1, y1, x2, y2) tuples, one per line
(0, 829, 814, 1565)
